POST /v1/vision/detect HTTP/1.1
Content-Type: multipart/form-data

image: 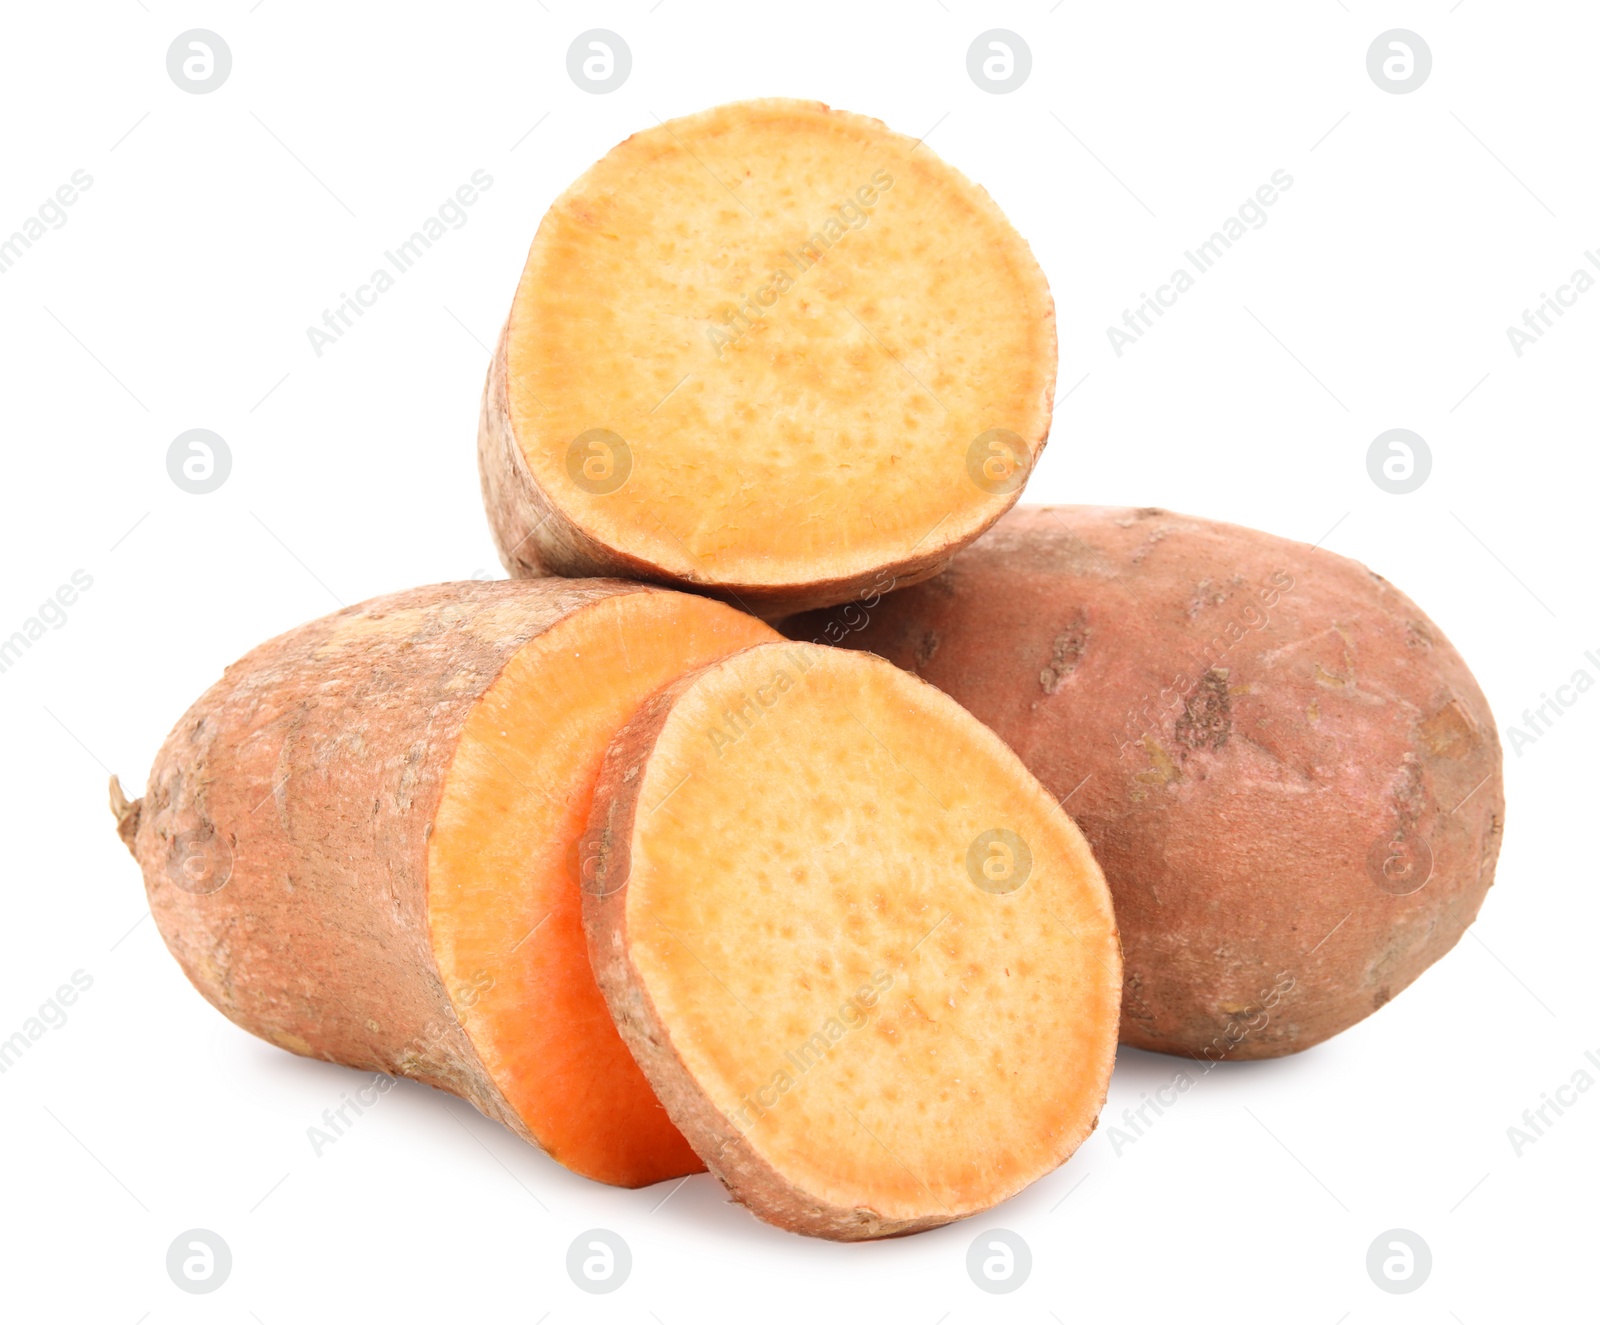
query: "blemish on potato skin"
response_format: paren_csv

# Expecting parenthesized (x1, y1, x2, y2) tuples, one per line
(1175, 668, 1232, 751)
(1186, 579, 1231, 619)
(1130, 527, 1175, 565)
(1136, 737, 1181, 786)
(1419, 698, 1481, 759)
(1039, 612, 1089, 694)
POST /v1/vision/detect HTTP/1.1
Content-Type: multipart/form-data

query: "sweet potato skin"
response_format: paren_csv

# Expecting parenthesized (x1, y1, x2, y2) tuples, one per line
(125, 579, 663, 1144)
(784, 506, 1505, 1058)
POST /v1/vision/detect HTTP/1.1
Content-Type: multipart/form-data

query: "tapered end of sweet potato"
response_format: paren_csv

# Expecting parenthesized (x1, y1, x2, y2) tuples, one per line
(582, 642, 1120, 1238)
(128, 579, 778, 1192)
(109, 775, 141, 854)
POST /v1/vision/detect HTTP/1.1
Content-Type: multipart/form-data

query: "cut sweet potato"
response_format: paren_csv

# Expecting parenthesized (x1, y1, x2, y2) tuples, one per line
(480, 98, 1057, 618)
(116, 580, 775, 1187)
(582, 641, 1120, 1239)
(784, 506, 1506, 1058)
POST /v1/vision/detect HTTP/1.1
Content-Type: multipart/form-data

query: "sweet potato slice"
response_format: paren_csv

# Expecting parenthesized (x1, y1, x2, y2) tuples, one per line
(583, 642, 1120, 1238)
(480, 98, 1057, 618)
(117, 580, 775, 1187)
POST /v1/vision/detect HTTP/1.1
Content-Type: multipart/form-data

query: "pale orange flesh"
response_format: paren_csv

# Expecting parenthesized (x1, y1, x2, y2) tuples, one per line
(506, 98, 1056, 590)
(427, 592, 777, 1186)
(603, 643, 1120, 1227)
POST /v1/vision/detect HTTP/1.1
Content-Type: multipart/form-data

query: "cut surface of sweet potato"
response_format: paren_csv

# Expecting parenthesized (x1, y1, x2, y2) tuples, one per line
(428, 589, 776, 1185)
(583, 642, 1119, 1238)
(480, 98, 1057, 617)
(121, 581, 775, 1189)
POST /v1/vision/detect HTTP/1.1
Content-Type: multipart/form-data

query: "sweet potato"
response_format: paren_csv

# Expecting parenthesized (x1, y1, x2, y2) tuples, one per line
(115, 580, 775, 1186)
(784, 506, 1504, 1059)
(581, 641, 1121, 1239)
(479, 98, 1057, 618)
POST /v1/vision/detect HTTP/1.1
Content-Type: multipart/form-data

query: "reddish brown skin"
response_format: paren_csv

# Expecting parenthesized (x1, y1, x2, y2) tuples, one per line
(118, 578, 661, 1142)
(784, 505, 1506, 1059)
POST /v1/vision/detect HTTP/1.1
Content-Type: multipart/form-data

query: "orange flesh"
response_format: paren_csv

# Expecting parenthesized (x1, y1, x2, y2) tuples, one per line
(616, 643, 1120, 1220)
(507, 98, 1056, 588)
(427, 592, 776, 1186)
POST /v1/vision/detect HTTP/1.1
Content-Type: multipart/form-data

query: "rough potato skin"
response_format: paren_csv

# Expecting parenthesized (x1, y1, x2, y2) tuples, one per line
(478, 321, 651, 594)
(120, 578, 653, 1141)
(478, 319, 960, 620)
(784, 506, 1505, 1059)
(581, 669, 947, 1240)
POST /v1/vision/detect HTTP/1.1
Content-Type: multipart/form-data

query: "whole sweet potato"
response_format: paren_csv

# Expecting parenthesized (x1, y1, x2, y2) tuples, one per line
(785, 505, 1505, 1058)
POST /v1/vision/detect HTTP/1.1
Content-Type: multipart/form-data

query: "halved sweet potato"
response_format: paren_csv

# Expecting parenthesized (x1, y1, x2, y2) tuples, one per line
(116, 580, 775, 1186)
(582, 642, 1120, 1238)
(480, 98, 1057, 618)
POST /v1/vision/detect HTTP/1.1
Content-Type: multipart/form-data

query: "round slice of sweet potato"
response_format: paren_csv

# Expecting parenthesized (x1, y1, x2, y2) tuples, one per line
(582, 641, 1120, 1239)
(480, 98, 1057, 618)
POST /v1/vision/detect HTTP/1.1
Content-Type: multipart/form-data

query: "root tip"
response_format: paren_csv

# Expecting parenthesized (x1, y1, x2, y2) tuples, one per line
(109, 775, 142, 855)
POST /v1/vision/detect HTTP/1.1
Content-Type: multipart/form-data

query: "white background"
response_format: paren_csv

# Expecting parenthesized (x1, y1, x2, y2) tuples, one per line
(1, 2, 1594, 1320)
